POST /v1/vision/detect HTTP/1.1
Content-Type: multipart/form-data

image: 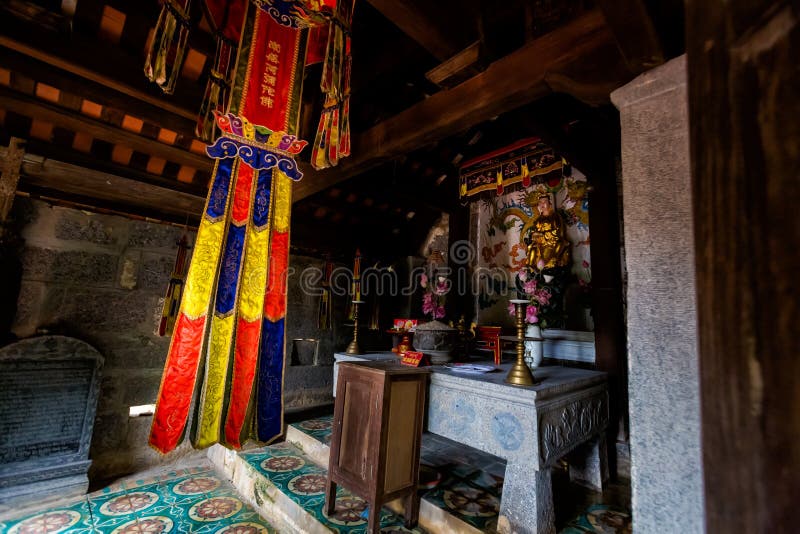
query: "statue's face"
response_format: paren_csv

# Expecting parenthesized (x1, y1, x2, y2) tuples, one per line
(537, 197, 552, 215)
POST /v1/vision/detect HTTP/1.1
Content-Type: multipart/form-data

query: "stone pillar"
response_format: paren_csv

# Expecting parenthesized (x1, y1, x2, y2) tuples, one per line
(610, 55, 704, 533)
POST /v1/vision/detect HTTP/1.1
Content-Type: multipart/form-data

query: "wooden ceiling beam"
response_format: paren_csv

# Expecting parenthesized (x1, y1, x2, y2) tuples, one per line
(6, 150, 205, 221)
(543, 38, 636, 106)
(294, 9, 621, 203)
(0, 87, 212, 172)
(425, 41, 483, 88)
(596, 0, 664, 73)
(364, 0, 464, 61)
(19, 138, 207, 198)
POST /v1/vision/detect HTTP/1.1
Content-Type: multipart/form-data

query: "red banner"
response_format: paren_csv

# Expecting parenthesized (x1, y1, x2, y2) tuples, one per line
(241, 11, 302, 131)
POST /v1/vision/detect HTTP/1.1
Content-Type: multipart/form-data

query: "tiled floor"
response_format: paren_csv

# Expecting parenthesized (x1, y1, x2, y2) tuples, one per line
(0, 464, 276, 534)
(559, 504, 632, 534)
(1, 416, 631, 534)
(239, 441, 425, 533)
(290, 415, 632, 534)
(291, 416, 503, 532)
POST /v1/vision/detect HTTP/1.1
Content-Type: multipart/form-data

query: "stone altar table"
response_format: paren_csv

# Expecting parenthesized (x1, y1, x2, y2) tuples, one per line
(334, 352, 609, 534)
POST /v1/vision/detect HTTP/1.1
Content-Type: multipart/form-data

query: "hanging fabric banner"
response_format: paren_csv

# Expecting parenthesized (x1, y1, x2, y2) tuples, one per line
(149, 156, 234, 454)
(158, 234, 190, 336)
(317, 259, 333, 329)
(144, 0, 193, 94)
(309, 0, 355, 169)
(149, 0, 358, 454)
(149, 2, 308, 453)
(196, 0, 248, 141)
(238, 6, 306, 445)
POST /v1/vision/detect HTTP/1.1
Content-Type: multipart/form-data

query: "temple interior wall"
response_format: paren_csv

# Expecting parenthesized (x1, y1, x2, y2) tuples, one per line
(8, 198, 339, 483)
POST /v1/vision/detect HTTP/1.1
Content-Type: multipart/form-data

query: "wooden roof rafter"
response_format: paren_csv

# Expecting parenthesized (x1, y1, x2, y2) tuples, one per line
(0, 87, 211, 173)
(0, 11, 204, 118)
(294, 9, 626, 203)
(595, 0, 665, 73)
(364, 0, 468, 62)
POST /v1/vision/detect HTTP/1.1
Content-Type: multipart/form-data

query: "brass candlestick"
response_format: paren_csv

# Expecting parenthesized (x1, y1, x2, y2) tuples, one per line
(346, 300, 365, 354)
(505, 299, 536, 386)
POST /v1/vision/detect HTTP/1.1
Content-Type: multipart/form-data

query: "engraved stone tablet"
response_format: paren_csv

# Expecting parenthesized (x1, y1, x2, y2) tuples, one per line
(0, 336, 103, 510)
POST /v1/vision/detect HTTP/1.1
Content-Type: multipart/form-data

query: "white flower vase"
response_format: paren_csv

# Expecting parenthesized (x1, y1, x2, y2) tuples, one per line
(524, 324, 544, 369)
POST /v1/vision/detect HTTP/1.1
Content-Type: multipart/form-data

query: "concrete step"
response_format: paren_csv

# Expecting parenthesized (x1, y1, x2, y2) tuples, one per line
(284, 416, 503, 534)
(208, 440, 426, 534)
(210, 415, 505, 533)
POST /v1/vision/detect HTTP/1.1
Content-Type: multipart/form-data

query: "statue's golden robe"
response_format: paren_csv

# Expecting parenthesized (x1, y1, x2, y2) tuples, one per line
(526, 212, 571, 270)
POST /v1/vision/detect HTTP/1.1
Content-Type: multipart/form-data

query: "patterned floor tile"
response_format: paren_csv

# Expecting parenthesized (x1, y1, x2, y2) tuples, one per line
(1, 467, 276, 534)
(243, 442, 425, 534)
(0, 498, 95, 534)
(564, 504, 632, 534)
(289, 415, 333, 445)
(289, 415, 504, 531)
(288, 416, 636, 534)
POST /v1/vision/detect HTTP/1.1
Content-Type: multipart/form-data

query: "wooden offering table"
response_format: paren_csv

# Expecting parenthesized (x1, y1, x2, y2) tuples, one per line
(334, 352, 609, 534)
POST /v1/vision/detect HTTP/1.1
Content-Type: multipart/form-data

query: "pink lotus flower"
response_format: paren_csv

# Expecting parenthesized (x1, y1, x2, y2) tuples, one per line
(523, 279, 538, 295)
(422, 292, 435, 314)
(526, 306, 539, 324)
(433, 279, 449, 295)
(535, 289, 551, 306)
(518, 270, 527, 282)
(508, 302, 539, 324)
(421, 273, 448, 320)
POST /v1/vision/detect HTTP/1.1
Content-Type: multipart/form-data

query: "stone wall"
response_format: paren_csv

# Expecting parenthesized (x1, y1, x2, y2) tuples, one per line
(9, 198, 341, 483)
(283, 254, 350, 409)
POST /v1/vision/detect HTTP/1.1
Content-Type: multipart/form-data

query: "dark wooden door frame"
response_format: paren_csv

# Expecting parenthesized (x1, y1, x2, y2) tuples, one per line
(687, 2, 799, 531)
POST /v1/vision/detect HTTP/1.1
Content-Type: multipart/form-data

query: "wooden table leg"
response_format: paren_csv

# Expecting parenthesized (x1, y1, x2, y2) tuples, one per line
(324, 478, 337, 515)
(404, 492, 420, 528)
(367, 501, 381, 533)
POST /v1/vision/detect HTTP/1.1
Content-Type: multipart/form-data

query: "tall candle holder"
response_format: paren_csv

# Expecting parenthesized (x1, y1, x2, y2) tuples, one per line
(505, 299, 536, 386)
(346, 300, 365, 355)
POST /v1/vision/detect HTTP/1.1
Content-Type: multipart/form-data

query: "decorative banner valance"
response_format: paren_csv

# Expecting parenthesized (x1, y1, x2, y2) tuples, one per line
(252, 0, 336, 28)
(207, 111, 307, 179)
(459, 138, 564, 199)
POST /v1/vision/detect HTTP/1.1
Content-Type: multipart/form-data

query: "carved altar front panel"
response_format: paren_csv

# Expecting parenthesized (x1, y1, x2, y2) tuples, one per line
(537, 387, 608, 467)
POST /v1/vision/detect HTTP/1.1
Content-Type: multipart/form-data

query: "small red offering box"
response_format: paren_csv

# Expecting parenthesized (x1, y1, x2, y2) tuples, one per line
(400, 351, 428, 367)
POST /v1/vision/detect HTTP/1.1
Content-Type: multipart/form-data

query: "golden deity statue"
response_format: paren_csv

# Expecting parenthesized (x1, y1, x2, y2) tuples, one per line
(524, 194, 571, 271)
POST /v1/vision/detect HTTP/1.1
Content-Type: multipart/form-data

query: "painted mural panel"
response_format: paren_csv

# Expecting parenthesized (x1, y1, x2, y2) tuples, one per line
(472, 168, 591, 328)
